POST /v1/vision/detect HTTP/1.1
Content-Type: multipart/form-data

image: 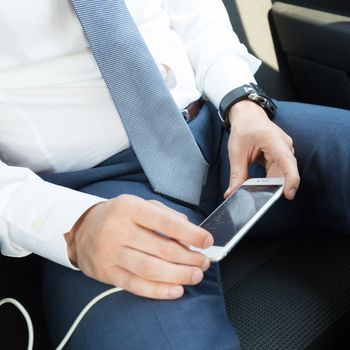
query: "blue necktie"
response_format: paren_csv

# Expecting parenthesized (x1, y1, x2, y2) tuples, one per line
(70, 0, 208, 205)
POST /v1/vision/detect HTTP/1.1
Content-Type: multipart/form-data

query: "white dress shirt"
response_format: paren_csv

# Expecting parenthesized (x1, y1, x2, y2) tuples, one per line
(0, 0, 261, 268)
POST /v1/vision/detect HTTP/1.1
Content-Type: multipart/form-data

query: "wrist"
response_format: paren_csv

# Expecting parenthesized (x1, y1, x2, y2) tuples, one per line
(64, 229, 78, 267)
(64, 202, 103, 267)
(219, 83, 277, 132)
(228, 99, 269, 125)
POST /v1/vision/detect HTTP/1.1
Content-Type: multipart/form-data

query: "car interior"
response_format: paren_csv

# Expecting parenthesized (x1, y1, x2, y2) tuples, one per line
(1, 1, 350, 349)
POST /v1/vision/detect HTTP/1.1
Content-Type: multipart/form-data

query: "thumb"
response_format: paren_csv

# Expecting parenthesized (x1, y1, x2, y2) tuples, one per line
(224, 147, 249, 199)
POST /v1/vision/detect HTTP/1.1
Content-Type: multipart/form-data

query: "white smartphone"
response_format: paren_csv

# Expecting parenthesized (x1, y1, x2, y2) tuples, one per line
(193, 177, 284, 262)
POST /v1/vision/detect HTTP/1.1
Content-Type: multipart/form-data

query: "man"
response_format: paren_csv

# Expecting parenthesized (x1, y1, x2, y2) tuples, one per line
(1, 0, 350, 349)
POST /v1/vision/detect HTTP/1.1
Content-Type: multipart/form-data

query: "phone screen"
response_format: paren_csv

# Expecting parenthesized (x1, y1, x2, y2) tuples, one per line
(200, 185, 282, 247)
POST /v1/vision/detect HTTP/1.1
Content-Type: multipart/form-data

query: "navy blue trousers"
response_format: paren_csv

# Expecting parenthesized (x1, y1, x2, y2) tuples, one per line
(41, 101, 350, 349)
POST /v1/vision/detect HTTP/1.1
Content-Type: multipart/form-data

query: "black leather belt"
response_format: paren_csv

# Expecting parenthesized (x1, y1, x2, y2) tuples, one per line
(181, 99, 205, 122)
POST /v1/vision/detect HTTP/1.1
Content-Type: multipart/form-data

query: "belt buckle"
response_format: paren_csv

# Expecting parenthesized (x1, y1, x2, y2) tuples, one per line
(181, 108, 191, 122)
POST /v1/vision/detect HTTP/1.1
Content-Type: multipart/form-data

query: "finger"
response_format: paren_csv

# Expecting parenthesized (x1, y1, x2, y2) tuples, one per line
(105, 265, 184, 300)
(281, 132, 295, 156)
(271, 146, 300, 200)
(122, 224, 210, 270)
(132, 201, 213, 249)
(265, 161, 283, 178)
(117, 246, 204, 285)
(148, 200, 188, 221)
(225, 143, 249, 199)
(282, 133, 294, 150)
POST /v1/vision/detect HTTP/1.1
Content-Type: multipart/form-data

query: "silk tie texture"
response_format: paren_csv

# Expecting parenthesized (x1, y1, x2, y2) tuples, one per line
(70, 0, 208, 205)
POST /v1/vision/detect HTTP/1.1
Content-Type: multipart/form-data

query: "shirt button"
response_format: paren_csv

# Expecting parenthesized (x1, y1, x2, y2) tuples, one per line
(31, 218, 44, 229)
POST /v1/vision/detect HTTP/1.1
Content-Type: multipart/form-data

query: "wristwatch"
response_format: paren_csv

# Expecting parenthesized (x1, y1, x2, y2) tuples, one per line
(218, 83, 277, 131)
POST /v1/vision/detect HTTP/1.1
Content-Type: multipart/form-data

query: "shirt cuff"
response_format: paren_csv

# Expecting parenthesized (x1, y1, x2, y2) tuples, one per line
(0, 178, 106, 269)
(202, 54, 262, 109)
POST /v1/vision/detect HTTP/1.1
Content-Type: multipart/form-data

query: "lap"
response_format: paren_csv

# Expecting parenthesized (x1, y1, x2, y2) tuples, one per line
(273, 100, 350, 143)
(273, 101, 350, 185)
(41, 180, 239, 350)
(272, 101, 350, 234)
(42, 261, 237, 350)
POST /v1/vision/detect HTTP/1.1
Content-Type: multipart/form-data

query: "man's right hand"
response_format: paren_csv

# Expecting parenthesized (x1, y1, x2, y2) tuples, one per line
(64, 194, 213, 300)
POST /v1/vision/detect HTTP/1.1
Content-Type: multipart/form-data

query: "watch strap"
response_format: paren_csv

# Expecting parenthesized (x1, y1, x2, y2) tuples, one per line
(218, 83, 277, 131)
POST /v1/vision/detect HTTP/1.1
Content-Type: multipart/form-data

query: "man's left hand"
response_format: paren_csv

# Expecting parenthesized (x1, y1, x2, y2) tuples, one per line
(224, 100, 300, 200)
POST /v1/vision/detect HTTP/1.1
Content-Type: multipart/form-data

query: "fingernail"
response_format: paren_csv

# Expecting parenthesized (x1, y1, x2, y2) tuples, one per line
(192, 270, 203, 284)
(288, 188, 296, 199)
(169, 286, 183, 298)
(201, 258, 210, 271)
(203, 235, 214, 249)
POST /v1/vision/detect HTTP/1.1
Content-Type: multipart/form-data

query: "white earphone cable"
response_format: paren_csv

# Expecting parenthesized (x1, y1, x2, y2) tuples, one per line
(0, 286, 123, 350)
(0, 298, 34, 350)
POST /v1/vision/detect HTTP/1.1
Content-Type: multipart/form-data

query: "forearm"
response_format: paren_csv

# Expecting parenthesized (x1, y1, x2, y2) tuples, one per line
(166, 0, 261, 108)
